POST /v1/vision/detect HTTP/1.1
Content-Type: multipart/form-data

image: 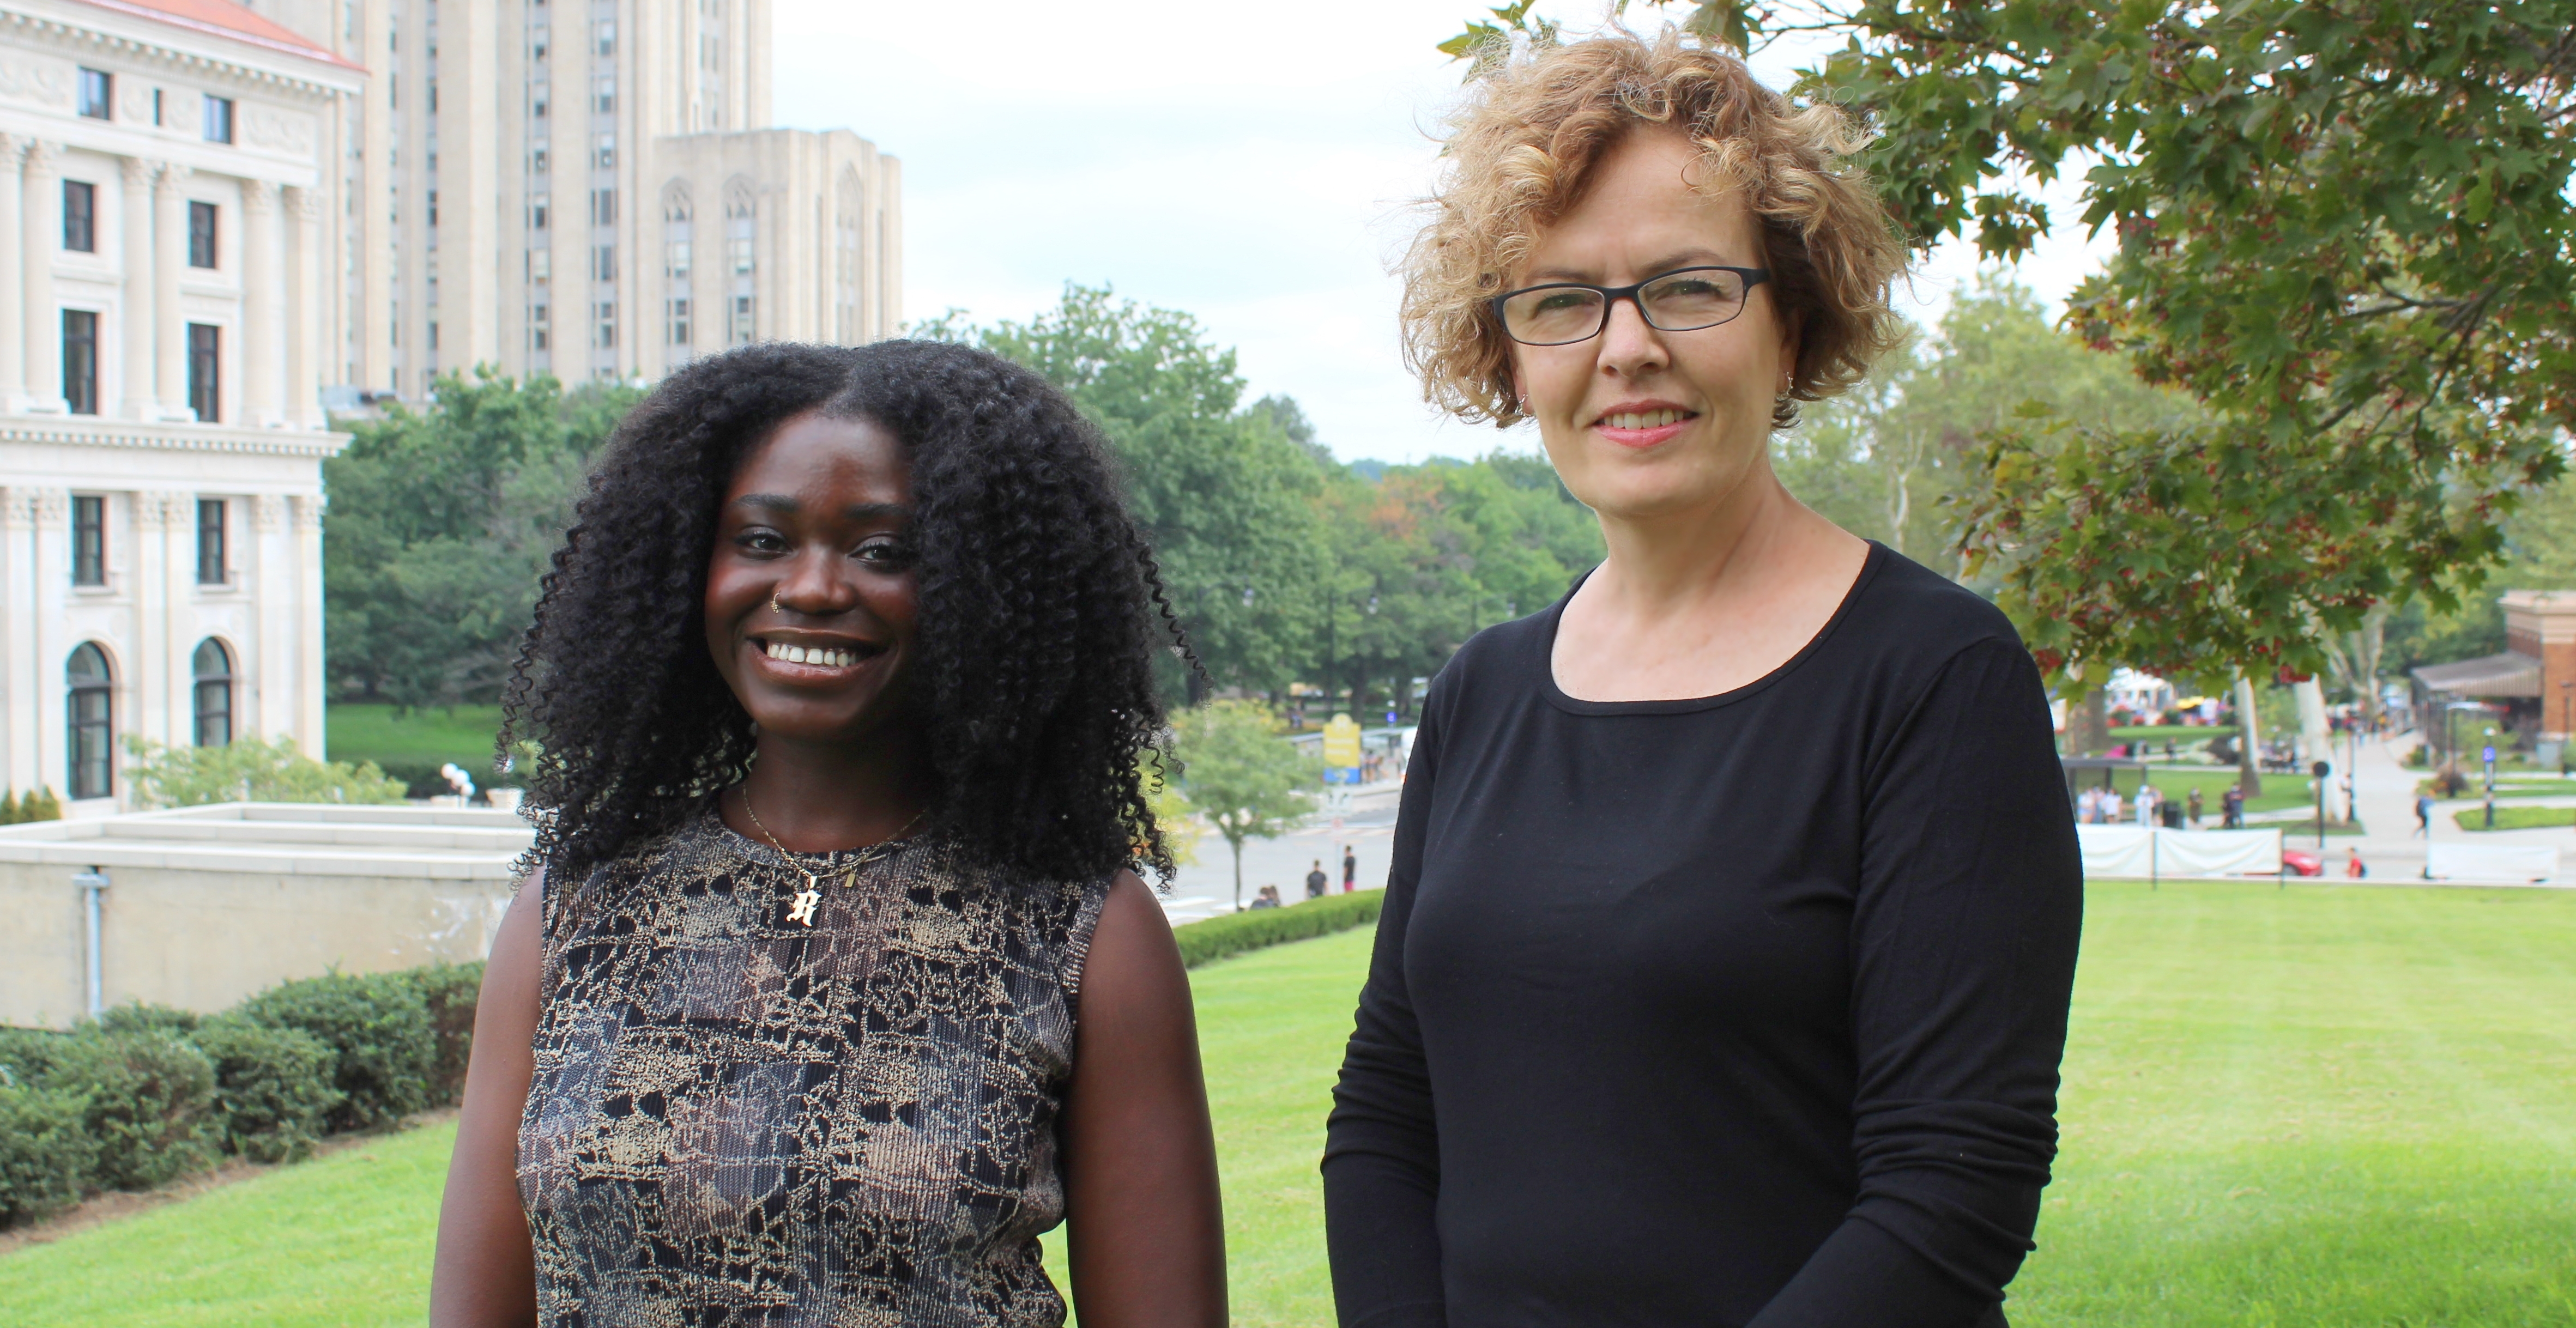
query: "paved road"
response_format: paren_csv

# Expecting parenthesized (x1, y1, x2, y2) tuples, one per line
(2246, 729, 2576, 883)
(1154, 784, 1402, 924)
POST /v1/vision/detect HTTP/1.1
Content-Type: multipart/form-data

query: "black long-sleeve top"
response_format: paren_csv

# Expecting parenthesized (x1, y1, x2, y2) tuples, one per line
(1323, 546, 2083, 1328)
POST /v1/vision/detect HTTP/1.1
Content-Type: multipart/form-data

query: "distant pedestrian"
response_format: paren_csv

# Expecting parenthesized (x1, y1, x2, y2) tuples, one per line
(1343, 846, 1357, 893)
(2346, 848, 2367, 879)
(1306, 860, 1329, 900)
(2134, 785, 2158, 828)
(2415, 794, 2433, 837)
(2222, 785, 2244, 829)
(2105, 787, 2125, 826)
(2186, 787, 2204, 828)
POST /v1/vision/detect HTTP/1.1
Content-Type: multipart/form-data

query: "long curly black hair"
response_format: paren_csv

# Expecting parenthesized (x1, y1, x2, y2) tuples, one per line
(499, 340, 1189, 888)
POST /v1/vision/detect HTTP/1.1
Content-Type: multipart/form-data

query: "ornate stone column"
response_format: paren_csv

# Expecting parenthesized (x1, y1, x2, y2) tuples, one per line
(283, 186, 319, 427)
(21, 141, 61, 412)
(119, 157, 157, 419)
(289, 493, 326, 751)
(154, 165, 190, 421)
(240, 179, 281, 426)
(0, 135, 28, 409)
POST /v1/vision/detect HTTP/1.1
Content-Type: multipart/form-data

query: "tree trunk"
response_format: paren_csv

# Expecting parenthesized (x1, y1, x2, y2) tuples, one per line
(2294, 676, 2332, 769)
(2066, 687, 2109, 756)
(1229, 832, 1244, 911)
(2235, 676, 2266, 798)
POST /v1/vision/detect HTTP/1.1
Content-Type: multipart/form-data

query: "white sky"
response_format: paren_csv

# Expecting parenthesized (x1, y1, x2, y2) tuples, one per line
(769, 1, 2113, 464)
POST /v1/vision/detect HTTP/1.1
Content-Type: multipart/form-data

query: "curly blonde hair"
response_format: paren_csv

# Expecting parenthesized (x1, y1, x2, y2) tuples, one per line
(1402, 29, 1909, 428)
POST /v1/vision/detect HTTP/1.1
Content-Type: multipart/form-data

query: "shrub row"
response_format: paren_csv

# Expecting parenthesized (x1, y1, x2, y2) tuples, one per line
(1173, 890, 1383, 969)
(0, 960, 483, 1232)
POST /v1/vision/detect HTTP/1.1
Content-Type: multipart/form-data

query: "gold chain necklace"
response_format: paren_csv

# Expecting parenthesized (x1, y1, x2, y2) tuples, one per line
(737, 787, 926, 927)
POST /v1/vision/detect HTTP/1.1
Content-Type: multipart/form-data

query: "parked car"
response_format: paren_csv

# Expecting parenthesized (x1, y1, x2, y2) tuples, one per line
(2281, 848, 2326, 877)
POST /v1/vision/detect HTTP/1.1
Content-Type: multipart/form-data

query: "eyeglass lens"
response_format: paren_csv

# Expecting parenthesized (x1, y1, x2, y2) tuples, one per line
(1501, 269, 1753, 346)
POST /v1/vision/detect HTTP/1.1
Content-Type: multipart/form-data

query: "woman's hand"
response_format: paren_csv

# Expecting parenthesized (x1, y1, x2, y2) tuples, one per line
(427, 872, 544, 1328)
(1061, 871, 1228, 1327)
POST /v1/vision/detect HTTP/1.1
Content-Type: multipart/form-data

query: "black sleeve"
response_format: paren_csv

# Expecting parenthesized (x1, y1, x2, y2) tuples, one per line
(1749, 638, 2083, 1328)
(1321, 695, 1448, 1328)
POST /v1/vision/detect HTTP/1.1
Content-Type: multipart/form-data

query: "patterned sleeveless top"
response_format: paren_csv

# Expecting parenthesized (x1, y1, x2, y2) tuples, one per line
(517, 808, 1112, 1327)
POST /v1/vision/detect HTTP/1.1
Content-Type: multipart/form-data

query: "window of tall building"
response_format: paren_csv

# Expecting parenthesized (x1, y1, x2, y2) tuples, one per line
(595, 19, 615, 55)
(667, 298, 690, 346)
(730, 295, 754, 345)
(592, 189, 615, 226)
(596, 302, 615, 348)
(428, 191, 439, 227)
(192, 639, 233, 747)
(595, 133, 615, 169)
(594, 75, 615, 114)
(188, 202, 217, 268)
(196, 499, 227, 585)
(529, 249, 551, 282)
(531, 147, 549, 172)
(62, 310, 98, 416)
(63, 180, 94, 252)
(531, 195, 549, 229)
(187, 323, 220, 422)
(533, 89, 548, 118)
(153, 88, 165, 125)
(594, 245, 616, 281)
(203, 95, 234, 144)
(532, 304, 551, 350)
(67, 643, 113, 799)
(77, 68, 110, 119)
(729, 237, 752, 276)
(71, 495, 105, 585)
(665, 240, 689, 278)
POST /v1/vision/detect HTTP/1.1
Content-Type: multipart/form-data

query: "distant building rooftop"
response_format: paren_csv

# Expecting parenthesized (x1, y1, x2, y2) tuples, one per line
(66, 0, 362, 69)
(2414, 652, 2543, 700)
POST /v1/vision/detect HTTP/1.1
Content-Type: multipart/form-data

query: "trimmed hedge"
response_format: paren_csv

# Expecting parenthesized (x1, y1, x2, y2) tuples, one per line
(1173, 890, 1383, 969)
(0, 960, 486, 1233)
(238, 972, 437, 1133)
(192, 1015, 344, 1163)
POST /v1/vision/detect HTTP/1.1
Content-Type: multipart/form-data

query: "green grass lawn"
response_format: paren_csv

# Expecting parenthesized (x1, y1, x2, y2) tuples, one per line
(2109, 725, 2240, 742)
(2082, 764, 2319, 816)
(2454, 804, 2576, 832)
(325, 703, 505, 770)
(7, 888, 2573, 1325)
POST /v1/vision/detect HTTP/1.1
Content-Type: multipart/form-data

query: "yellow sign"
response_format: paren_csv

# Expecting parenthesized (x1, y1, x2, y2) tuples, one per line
(1322, 714, 1363, 768)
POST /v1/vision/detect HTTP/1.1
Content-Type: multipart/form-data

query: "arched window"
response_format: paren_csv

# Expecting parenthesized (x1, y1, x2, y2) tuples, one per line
(663, 183, 694, 353)
(66, 643, 113, 800)
(724, 180, 757, 345)
(193, 638, 234, 747)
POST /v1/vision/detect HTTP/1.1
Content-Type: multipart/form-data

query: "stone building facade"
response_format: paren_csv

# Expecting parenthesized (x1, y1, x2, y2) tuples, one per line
(0, 0, 356, 811)
(268, 0, 902, 398)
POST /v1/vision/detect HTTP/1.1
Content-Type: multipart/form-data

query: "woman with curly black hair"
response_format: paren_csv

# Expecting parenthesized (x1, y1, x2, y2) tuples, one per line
(428, 341, 1227, 1328)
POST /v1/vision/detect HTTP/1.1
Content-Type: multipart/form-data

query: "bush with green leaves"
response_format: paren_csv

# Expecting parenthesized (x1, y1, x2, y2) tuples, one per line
(0, 787, 63, 824)
(405, 961, 486, 1106)
(0, 1082, 95, 1228)
(1172, 890, 1383, 969)
(121, 735, 409, 809)
(189, 1015, 344, 1164)
(45, 1029, 217, 1191)
(238, 972, 435, 1132)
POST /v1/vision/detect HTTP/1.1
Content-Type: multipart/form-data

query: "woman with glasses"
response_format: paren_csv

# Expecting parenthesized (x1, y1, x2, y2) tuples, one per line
(1326, 29, 2082, 1328)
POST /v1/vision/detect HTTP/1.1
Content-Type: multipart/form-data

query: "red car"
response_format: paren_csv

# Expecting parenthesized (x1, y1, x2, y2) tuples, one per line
(2280, 848, 2325, 878)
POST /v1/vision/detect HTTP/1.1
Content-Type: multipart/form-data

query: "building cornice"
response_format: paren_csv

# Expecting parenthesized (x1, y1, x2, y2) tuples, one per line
(0, 2, 363, 99)
(0, 416, 349, 457)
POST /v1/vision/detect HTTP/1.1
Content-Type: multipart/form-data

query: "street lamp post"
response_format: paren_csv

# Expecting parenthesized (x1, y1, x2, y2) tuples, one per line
(2312, 760, 2330, 850)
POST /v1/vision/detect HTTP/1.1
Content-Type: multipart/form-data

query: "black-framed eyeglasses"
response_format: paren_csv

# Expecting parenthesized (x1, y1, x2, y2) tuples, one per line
(1491, 265, 1773, 347)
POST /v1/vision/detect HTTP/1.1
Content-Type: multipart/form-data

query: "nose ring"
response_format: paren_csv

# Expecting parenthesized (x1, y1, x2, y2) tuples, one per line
(770, 590, 784, 614)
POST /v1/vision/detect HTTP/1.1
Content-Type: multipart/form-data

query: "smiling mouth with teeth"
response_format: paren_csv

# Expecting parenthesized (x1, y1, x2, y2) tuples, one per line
(758, 639, 873, 669)
(1599, 409, 1696, 429)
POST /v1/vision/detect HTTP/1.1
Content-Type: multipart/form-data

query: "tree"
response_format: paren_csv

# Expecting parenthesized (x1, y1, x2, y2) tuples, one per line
(921, 287, 1331, 698)
(1170, 700, 1322, 911)
(324, 369, 642, 707)
(1459, 3, 2576, 694)
(120, 736, 408, 808)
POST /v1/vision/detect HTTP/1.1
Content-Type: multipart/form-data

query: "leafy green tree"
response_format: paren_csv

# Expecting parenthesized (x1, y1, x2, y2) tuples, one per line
(1783, 277, 2200, 562)
(120, 735, 409, 808)
(325, 369, 642, 707)
(1171, 700, 1323, 911)
(923, 287, 1331, 697)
